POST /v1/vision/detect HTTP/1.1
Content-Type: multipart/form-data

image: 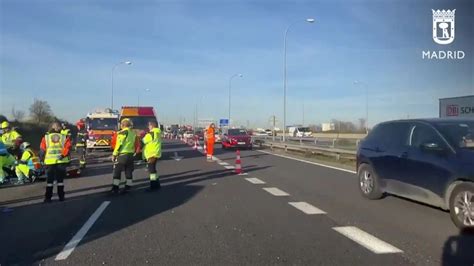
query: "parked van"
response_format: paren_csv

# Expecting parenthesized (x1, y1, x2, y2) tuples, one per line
(288, 126, 312, 137)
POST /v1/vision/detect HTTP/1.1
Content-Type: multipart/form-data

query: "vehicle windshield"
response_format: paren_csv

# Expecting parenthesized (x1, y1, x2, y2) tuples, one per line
(122, 117, 157, 130)
(228, 129, 248, 136)
(298, 127, 310, 132)
(88, 118, 117, 130)
(435, 121, 474, 149)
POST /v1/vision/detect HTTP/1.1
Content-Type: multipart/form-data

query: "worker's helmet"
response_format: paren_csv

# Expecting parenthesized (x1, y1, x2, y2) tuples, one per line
(76, 119, 85, 129)
(20, 142, 31, 150)
(1, 121, 9, 129)
(121, 118, 133, 128)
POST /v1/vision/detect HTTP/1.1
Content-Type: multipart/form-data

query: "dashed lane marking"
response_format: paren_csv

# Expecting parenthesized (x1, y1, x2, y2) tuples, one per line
(218, 162, 229, 166)
(55, 201, 111, 260)
(245, 177, 266, 184)
(224, 165, 235, 169)
(333, 226, 403, 254)
(288, 202, 326, 215)
(262, 187, 290, 196)
(257, 150, 356, 174)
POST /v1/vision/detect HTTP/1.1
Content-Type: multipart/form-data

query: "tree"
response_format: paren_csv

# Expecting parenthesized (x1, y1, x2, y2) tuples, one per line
(11, 106, 25, 122)
(29, 99, 53, 123)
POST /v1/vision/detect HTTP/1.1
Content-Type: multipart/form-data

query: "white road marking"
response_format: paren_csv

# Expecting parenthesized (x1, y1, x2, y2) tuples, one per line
(288, 202, 326, 215)
(224, 165, 235, 169)
(245, 178, 266, 184)
(333, 226, 403, 254)
(55, 201, 111, 260)
(258, 150, 356, 174)
(262, 187, 290, 196)
(218, 162, 229, 166)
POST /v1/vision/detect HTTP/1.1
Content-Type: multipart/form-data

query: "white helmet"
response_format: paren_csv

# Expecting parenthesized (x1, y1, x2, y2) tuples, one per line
(20, 142, 31, 150)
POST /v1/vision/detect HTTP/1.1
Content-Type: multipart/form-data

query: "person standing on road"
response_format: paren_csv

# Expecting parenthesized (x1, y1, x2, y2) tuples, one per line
(75, 119, 88, 169)
(206, 123, 216, 162)
(142, 121, 162, 191)
(111, 118, 139, 194)
(60, 123, 71, 138)
(40, 122, 71, 202)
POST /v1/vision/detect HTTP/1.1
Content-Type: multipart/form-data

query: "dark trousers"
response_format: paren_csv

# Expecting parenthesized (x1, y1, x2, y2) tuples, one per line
(45, 164, 66, 200)
(147, 157, 160, 189)
(76, 146, 86, 167)
(112, 153, 134, 190)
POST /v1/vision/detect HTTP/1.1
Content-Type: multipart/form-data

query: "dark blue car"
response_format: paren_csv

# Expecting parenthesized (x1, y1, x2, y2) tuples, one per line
(357, 118, 474, 229)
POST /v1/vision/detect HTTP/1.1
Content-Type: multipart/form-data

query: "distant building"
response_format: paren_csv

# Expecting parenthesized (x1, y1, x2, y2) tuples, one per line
(322, 123, 335, 132)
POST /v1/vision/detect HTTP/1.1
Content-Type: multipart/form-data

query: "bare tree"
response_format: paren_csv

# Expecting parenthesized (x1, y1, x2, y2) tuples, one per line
(11, 106, 25, 122)
(29, 99, 53, 123)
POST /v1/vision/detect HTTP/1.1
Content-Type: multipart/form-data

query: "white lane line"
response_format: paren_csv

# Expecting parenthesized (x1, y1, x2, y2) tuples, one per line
(224, 165, 235, 169)
(258, 150, 356, 174)
(245, 177, 266, 184)
(218, 162, 229, 166)
(333, 226, 403, 254)
(55, 201, 111, 261)
(288, 202, 326, 215)
(262, 187, 290, 196)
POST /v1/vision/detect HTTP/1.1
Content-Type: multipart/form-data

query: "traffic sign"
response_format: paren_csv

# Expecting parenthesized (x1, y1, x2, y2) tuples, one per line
(219, 119, 229, 126)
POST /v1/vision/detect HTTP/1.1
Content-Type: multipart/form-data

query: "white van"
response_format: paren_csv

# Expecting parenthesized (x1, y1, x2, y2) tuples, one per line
(288, 127, 312, 137)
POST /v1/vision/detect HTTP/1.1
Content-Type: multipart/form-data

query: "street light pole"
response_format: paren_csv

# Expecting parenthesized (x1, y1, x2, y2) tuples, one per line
(228, 73, 243, 127)
(282, 18, 315, 142)
(354, 80, 369, 134)
(111, 61, 132, 110)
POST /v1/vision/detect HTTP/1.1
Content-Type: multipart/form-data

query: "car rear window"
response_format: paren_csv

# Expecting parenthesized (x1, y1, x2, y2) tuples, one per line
(364, 122, 411, 150)
(228, 129, 247, 135)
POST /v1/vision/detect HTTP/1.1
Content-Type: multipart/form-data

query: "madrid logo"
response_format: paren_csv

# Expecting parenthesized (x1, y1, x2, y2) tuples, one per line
(422, 9, 464, 60)
(432, 9, 455, 45)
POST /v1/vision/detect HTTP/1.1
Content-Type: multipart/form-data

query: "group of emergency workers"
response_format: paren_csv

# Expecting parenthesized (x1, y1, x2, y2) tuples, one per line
(0, 115, 220, 203)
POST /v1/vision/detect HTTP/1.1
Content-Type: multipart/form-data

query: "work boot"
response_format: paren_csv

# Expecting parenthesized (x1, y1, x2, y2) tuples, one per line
(109, 185, 119, 195)
(58, 186, 65, 201)
(44, 186, 53, 203)
(147, 180, 161, 192)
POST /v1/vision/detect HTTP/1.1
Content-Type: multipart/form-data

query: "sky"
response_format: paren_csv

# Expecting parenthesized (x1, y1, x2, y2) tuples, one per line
(0, 0, 473, 128)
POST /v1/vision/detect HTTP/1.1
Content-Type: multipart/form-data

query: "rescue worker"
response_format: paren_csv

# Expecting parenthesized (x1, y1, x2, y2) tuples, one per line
(40, 122, 71, 202)
(15, 142, 39, 184)
(60, 123, 71, 138)
(1, 121, 23, 157)
(0, 139, 16, 185)
(111, 118, 139, 194)
(206, 123, 216, 161)
(142, 121, 162, 190)
(75, 119, 88, 169)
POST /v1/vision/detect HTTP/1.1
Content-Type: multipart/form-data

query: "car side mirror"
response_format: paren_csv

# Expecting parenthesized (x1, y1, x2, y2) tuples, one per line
(421, 142, 446, 153)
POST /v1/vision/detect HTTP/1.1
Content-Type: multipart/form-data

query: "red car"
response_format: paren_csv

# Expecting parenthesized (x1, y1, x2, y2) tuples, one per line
(221, 129, 252, 150)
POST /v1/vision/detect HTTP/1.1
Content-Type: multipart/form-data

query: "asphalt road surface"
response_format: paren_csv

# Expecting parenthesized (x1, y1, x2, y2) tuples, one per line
(1, 139, 473, 265)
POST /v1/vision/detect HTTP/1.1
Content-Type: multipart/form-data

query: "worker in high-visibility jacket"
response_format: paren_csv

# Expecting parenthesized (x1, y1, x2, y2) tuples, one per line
(206, 123, 216, 161)
(1, 121, 23, 158)
(60, 123, 71, 138)
(111, 118, 140, 194)
(142, 121, 162, 190)
(75, 119, 88, 169)
(0, 139, 16, 185)
(15, 142, 40, 184)
(40, 122, 72, 202)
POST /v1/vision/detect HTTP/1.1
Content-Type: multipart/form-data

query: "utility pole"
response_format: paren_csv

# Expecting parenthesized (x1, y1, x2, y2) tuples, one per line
(269, 115, 278, 141)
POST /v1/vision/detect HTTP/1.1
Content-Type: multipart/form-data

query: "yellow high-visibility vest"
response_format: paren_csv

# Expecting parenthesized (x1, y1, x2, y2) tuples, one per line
(44, 133, 69, 165)
(143, 128, 162, 160)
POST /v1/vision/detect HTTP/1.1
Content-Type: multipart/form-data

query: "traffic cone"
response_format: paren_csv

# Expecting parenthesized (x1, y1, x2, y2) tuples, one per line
(234, 150, 246, 175)
(193, 138, 198, 150)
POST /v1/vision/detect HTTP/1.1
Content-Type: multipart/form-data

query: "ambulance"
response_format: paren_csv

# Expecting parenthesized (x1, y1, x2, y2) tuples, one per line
(85, 108, 119, 151)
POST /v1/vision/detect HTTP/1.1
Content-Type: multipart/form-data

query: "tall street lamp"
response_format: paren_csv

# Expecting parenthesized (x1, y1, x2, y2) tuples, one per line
(283, 18, 315, 142)
(111, 61, 132, 110)
(229, 73, 243, 126)
(354, 80, 369, 134)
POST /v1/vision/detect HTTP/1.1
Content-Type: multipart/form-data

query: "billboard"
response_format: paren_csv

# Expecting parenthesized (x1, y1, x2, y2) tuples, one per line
(439, 95, 474, 118)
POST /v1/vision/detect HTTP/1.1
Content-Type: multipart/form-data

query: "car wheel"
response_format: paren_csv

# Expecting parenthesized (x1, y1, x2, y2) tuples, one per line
(449, 182, 474, 229)
(358, 164, 383, 200)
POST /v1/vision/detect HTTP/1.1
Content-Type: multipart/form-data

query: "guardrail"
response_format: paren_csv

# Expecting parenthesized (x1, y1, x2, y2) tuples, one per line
(257, 140, 356, 161)
(252, 135, 362, 151)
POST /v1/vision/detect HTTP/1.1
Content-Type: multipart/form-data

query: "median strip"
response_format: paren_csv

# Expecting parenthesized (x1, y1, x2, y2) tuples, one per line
(288, 202, 326, 215)
(262, 187, 290, 196)
(245, 177, 266, 184)
(55, 201, 111, 260)
(333, 226, 403, 254)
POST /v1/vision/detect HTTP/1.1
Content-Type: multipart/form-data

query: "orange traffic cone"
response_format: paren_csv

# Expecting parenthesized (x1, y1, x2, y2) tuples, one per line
(234, 150, 247, 175)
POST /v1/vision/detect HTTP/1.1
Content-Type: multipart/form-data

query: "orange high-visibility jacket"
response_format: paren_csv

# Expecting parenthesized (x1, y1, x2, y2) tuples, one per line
(206, 127, 215, 142)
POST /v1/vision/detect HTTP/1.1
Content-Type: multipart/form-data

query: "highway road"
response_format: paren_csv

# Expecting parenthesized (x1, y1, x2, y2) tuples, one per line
(0, 139, 473, 265)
